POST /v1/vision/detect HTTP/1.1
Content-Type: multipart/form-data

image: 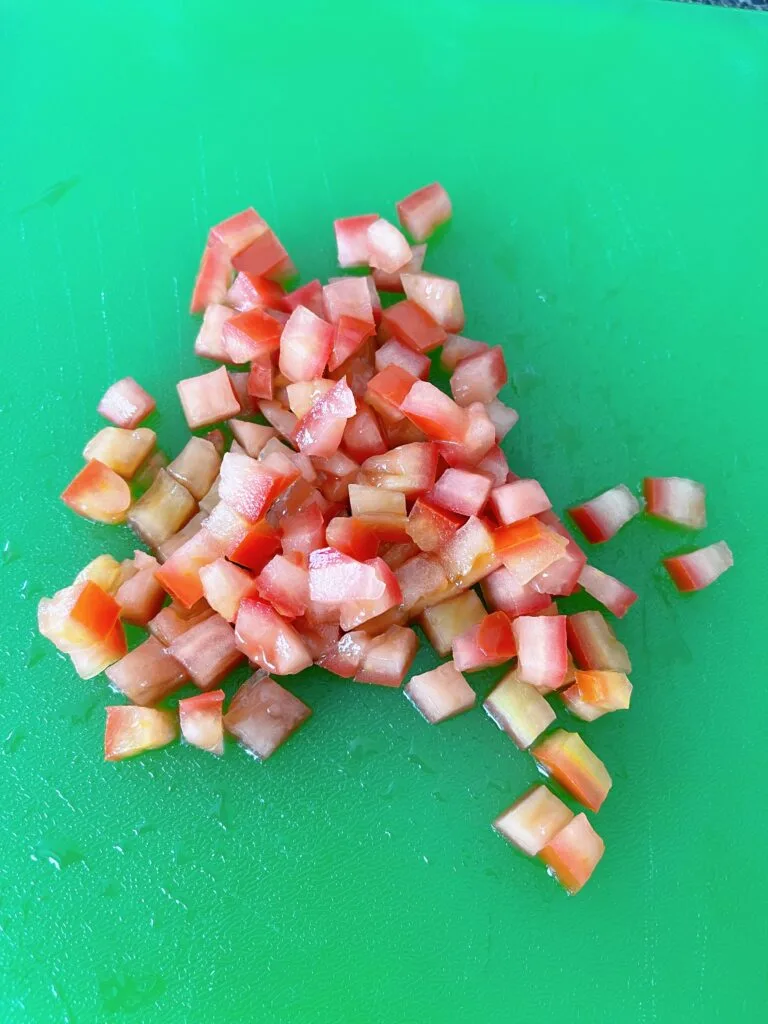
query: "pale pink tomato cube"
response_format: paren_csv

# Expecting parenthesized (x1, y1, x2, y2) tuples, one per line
(333, 214, 379, 267)
(476, 446, 509, 488)
(560, 669, 632, 721)
(37, 580, 120, 653)
(394, 552, 450, 615)
(533, 730, 612, 813)
(104, 706, 178, 762)
(373, 243, 427, 293)
(278, 305, 334, 382)
(154, 528, 225, 608)
(61, 460, 132, 525)
(209, 207, 267, 254)
(366, 218, 412, 274)
(83, 427, 156, 480)
(428, 468, 492, 518)
(568, 484, 641, 545)
(284, 279, 325, 318)
(219, 450, 299, 523)
(230, 221, 295, 282)
(484, 398, 519, 442)
(528, 511, 587, 597)
(360, 441, 438, 496)
(179, 689, 225, 756)
(406, 497, 464, 554)
(224, 674, 311, 760)
(438, 403, 497, 470)
(494, 518, 568, 587)
(286, 379, 335, 419)
(354, 625, 418, 687)
(280, 504, 325, 569)
(115, 551, 165, 626)
(577, 564, 638, 618)
(480, 566, 552, 617)
(227, 420, 277, 458)
(167, 437, 221, 501)
(234, 598, 313, 675)
(156, 510, 207, 562)
(513, 614, 568, 692)
(222, 307, 284, 363)
(420, 590, 486, 656)
(308, 547, 386, 605)
(450, 346, 508, 406)
(177, 366, 240, 430)
(363, 276, 382, 324)
(190, 241, 232, 314)
(323, 277, 374, 324)
(405, 662, 476, 724)
(294, 377, 357, 458)
(168, 613, 243, 689)
(317, 630, 371, 678)
(225, 272, 286, 313)
(348, 485, 406, 518)
(194, 303, 234, 361)
(328, 316, 375, 373)
(493, 785, 574, 857)
(70, 622, 128, 680)
(452, 610, 517, 673)
(643, 476, 706, 529)
(225, 370, 259, 418)
(375, 338, 431, 380)
(401, 272, 464, 332)
(98, 377, 156, 429)
(491, 479, 552, 526)
(128, 468, 198, 548)
(293, 619, 340, 661)
(341, 404, 387, 462)
(106, 636, 189, 706)
(540, 813, 605, 894)
(255, 554, 310, 619)
(440, 334, 488, 371)
(396, 183, 452, 242)
(199, 558, 258, 622)
(484, 668, 556, 749)
(566, 611, 632, 672)
(339, 557, 402, 631)
(401, 381, 468, 443)
(149, 603, 214, 647)
(255, 399, 298, 442)
(439, 516, 499, 586)
(663, 541, 733, 593)
(380, 300, 447, 354)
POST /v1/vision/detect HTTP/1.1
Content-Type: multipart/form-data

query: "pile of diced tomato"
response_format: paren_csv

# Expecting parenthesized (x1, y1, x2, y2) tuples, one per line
(39, 184, 733, 894)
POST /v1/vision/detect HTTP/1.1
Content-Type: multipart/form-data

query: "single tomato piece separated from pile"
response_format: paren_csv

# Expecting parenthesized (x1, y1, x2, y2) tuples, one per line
(38, 184, 733, 898)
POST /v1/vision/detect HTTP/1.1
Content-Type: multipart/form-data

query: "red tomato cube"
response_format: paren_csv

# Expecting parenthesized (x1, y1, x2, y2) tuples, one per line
(494, 517, 568, 586)
(149, 603, 214, 647)
(294, 377, 357, 458)
(155, 528, 225, 608)
(278, 305, 334, 382)
(115, 551, 165, 626)
(450, 346, 508, 406)
(440, 334, 488, 371)
(490, 479, 551, 526)
(485, 398, 520, 442)
(452, 610, 517, 673)
(428, 468, 492, 518)
(577, 564, 638, 618)
(226, 272, 286, 313)
(61, 460, 131, 525)
(481, 565, 553, 617)
(360, 442, 438, 496)
(97, 377, 156, 429)
(401, 381, 468, 442)
(643, 476, 706, 529)
(167, 437, 221, 501)
(560, 669, 632, 721)
(199, 557, 258, 622)
(339, 557, 402, 631)
(380, 300, 447, 354)
(222, 307, 283, 363)
(255, 554, 310, 619)
(190, 241, 232, 313)
(663, 541, 733, 593)
(568, 484, 641, 544)
(284, 279, 325, 318)
(334, 214, 379, 267)
(439, 516, 498, 586)
(219, 450, 299, 523)
(402, 272, 464, 332)
(396, 182, 452, 242)
(234, 598, 313, 675)
(529, 511, 587, 597)
(374, 338, 431, 380)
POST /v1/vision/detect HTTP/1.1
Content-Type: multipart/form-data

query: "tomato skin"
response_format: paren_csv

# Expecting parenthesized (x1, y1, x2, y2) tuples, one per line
(61, 460, 132, 525)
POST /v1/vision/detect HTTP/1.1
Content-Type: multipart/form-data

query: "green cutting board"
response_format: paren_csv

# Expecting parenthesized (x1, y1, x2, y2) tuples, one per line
(2, 1, 767, 1021)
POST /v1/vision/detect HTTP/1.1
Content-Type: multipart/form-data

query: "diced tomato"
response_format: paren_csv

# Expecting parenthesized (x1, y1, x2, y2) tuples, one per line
(38, 580, 121, 652)
(439, 515, 498, 586)
(481, 565, 556, 617)
(663, 541, 733, 593)
(484, 667, 556, 749)
(440, 334, 488, 371)
(260, 437, 316, 484)
(317, 630, 370, 678)
(400, 381, 468, 443)
(97, 377, 156, 429)
(406, 496, 464, 553)
(104, 706, 178, 762)
(128, 468, 198, 548)
(178, 690, 225, 756)
(327, 316, 375, 374)
(325, 517, 378, 560)
(327, 338, 376, 398)
(198, 557, 258, 622)
(453, 610, 517, 673)
(245, 355, 274, 401)
(278, 305, 334, 382)
(227, 421, 276, 459)
(405, 662, 475, 724)
(167, 437, 221, 501)
(401, 272, 464, 332)
(438, 402, 496, 467)
(366, 217, 412, 274)
(285, 379, 335, 419)
(341, 403, 387, 462)
(61, 460, 131, 525)
(224, 673, 311, 760)
(577, 564, 638, 618)
(428, 468, 492, 518)
(115, 551, 165, 626)
(334, 214, 379, 267)
(513, 615, 568, 692)
(209, 207, 267, 253)
(230, 222, 295, 282)
(293, 618, 340, 661)
(168, 613, 243, 689)
(221, 307, 283, 363)
(74, 554, 123, 593)
(156, 510, 208, 562)
(279, 503, 325, 569)
(284, 279, 325, 318)
(490, 479, 551, 526)
(339, 556, 402, 630)
(396, 183, 452, 242)
(493, 785, 574, 856)
(308, 546, 386, 605)
(484, 398, 519, 442)
(476, 446, 509, 488)
(394, 552, 450, 615)
(234, 599, 313, 675)
(204, 429, 226, 457)
(70, 620, 127, 680)
(294, 377, 357, 458)
(354, 625, 418, 687)
(372, 243, 427, 293)
(348, 485, 406, 518)
(323, 277, 374, 325)
(568, 484, 641, 544)
(561, 669, 632, 721)
(155, 528, 225, 608)
(540, 813, 605, 894)
(379, 540, 420, 570)
(532, 729, 612, 812)
(105, 635, 188, 705)
(374, 338, 431, 380)
(494, 517, 568, 586)
(363, 276, 382, 324)
(149, 603, 214, 646)
(360, 442, 438, 496)
(256, 399, 298, 442)
(254, 554, 309, 618)
(226, 272, 286, 313)
(83, 427, 156, 480)
(224, 371, 257, 418)
(190, 241, 232, 313)
(365, 365, 418, 424)
(203, 500, 281, 572)
(419, 590, 486, 656)
(566, 611, 632, 672)
(529, 511, 587, 597)
(219, 450, 299, 522)
(450, 347, 507, 407)
(177, 366, 240, 429)
(380, 300, 448, 354)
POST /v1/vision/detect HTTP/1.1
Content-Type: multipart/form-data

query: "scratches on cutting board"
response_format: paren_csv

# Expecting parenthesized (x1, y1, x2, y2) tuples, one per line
(130, 189, 159, 378)
(197, 133, 210, 226)
(641, 809, 659, 1023)
(92, 214, 115, 379)
(20, 176, 80, 214)
(52, 217, 87, 432)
